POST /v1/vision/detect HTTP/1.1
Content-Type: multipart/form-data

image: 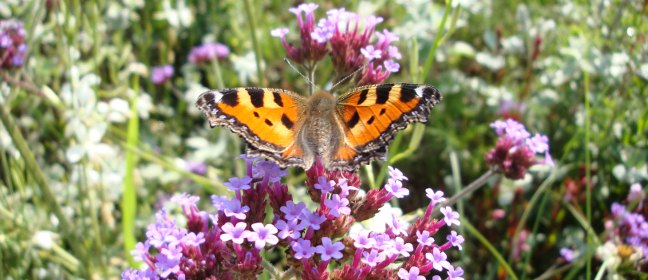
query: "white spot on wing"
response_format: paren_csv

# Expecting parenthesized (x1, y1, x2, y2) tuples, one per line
(212, 90, 224, 101)
(415, 86, 426, 97)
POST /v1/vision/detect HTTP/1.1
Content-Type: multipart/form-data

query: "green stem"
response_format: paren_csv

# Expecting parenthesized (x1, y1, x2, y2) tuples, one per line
(243, 0, 264, 86)
(420, 0, 453, 81)
(462, 217, 519, 280)
(584, 63, 592, 279)
(0, 103, 81, 256)
(122, 75, 140, 266)
(434, 169, 497, 215)
(211, 59, 225, 89)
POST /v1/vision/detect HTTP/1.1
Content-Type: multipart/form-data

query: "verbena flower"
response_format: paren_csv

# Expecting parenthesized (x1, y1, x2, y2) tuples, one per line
(271, 3, 402, 87)
(188, 42, 230, 64)
(122, 157, 464, 279)
(0, 19, 27, 69)
(485, 119, 553, 179)
(150, 64, 174, 85)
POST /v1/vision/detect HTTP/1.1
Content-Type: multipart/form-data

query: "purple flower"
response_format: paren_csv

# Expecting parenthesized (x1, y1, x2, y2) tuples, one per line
(486, 119, 552, 179)
(156, 245, 183, 278)
(447, 231, 464, 250)
(314, 176, 335, 193)
(275, 219, 301, 239)
(385, 178, 409, 198)
(220, 222, 249, 244)
(188, 42, 229, 64)
(416, 230, 435, 247)
(447, 266, 465, 280)
(338, 178, 359, 198)
(315, 237, 345, 261)
(0, 20, 27, 69)
(426, 247, 452, 272)
(384, 60, 400, 73)
(182, 232, 206, 247)
(627, 183, 644, 203)
(222, 199, 250, 220)
(185, 161, 207, 175)
(324, 194, 351, 217)
(560, 248, 575, 262)
(360, 45, 382, 60)
(299, 210, 326, 230)
(388, 237, 414, 257)
(441, 206, 461, 227)
(397, 266, 425, 280)
(426, 188, 446, 205)
(130, 242, 150, 262)
(151, 65, 174, 85)
(292, 238, 316, 259)
(271, 28, 289, 38)
(122, 269, 156, 280)
(280, 201, 307, 221)
(247, 223, 279, 249)
(224, 176, 252, 192)
(361, 249, 385, 267)
(253, 161, 287, 183)
(388, 46, 402, 59)
(387, 213, 409, 236)
(351, 230, 376, 249)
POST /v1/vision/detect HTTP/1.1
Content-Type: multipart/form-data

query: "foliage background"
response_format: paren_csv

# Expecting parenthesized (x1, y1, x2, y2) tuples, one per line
(0, 0, 646, 279)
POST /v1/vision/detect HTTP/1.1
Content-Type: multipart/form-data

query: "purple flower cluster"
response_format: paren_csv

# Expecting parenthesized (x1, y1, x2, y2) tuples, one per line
(122, 157, 464, 279)
(0, 20, 27, 69)
(188, 42, 230, 64)
(607, 183, 647, 261)
(485, 119, 553, 180)
(271, 3, 402, 86)
(150, 65, 174, 85)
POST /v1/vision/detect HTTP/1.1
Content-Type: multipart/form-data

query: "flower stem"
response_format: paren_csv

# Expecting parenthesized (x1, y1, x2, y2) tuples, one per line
(243, 0, 264, 86)
(434, 169, 497, 215)
(420, 0, 453, 81)
(583, 58, 593, 279)
(122, 75, 140, 266)
(462, 217, 519, 280)
(211, 59, 225, 89)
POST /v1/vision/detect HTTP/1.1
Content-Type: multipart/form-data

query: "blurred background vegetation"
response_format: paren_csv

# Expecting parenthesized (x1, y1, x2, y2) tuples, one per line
(0, 0, 646, 279)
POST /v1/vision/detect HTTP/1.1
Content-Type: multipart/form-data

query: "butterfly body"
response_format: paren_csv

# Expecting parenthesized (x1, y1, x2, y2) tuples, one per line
(196, 83, 441, 171)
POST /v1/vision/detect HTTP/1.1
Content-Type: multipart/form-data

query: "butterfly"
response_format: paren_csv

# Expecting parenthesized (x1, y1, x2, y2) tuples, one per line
(196, 83, 441, 171)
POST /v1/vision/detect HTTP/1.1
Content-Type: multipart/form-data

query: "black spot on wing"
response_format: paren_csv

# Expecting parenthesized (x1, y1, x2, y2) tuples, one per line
(375, 84, 392, 104)
(264, 119, 273, 126)
(367, 116, 375, 125)
(399, 85, 418, 103)
(281, 114, 294, 129)
(248, 88, 265, 108)
(272, 91, 284, 107)
(357, 89, 369, 105)
(348, 111, 360, 129)
(253, 112, 260, 118)
(220, 91, 239, 107)
(379, 108, 386, 115)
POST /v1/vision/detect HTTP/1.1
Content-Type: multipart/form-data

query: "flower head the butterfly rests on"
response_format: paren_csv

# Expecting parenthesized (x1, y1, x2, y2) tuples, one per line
(122, 157, 464, 279)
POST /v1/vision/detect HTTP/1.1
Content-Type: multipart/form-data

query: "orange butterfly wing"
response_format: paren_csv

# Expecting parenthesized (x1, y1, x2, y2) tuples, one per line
(331, 83, 442, 168)
(196, 88, 306, 167)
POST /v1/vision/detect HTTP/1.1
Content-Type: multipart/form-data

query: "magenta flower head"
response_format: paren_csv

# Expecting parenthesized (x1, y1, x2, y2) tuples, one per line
(271, 3, 402, 86)
(0, 20, 27, 69)
(123, 157, 464, 279)
(150, 64, 174, 85)
(188, 42, 230, 64)
(485, 119, 553, 179)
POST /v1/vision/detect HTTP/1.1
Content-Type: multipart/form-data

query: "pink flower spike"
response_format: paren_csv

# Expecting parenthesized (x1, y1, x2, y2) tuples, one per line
(388, 166, 408, 181)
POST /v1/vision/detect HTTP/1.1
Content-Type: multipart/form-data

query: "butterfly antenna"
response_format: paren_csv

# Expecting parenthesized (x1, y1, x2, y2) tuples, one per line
(330, 59, 373, 90)
(284, 57, 317, 89)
